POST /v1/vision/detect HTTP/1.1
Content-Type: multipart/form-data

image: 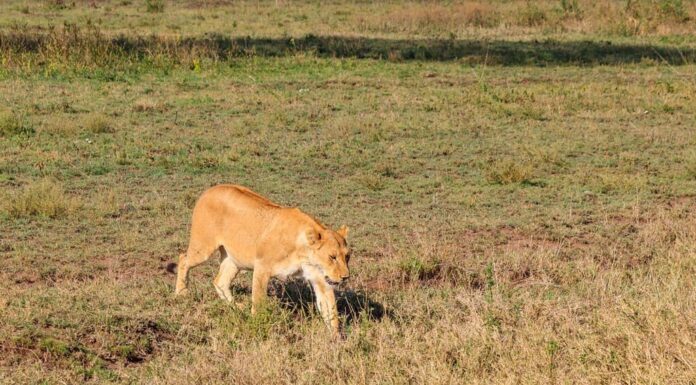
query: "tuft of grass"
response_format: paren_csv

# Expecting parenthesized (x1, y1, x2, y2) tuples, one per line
(484, 159, 533, 185)
(399, 256, 441, 282)
(85, 114, 115, 134)
(0, 111, 34, 136)
(39, 337, 73, 357)
(44, 0, 72, 10)
(560, 0, 582, 18)
(354, 173, 386, 191)
(2, 180, 75, 219)
(517, 3, 548, 27)
(132, 98, 168, 113)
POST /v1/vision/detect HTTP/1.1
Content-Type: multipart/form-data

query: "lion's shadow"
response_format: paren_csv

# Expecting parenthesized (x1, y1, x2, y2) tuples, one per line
(267, 279, 389, 324)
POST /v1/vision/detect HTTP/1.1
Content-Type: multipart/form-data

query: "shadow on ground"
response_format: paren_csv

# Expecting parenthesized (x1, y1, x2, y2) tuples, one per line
(4, 27, 696, 66)
(208, 35, 696, 65)
(269, 279, 388, 325)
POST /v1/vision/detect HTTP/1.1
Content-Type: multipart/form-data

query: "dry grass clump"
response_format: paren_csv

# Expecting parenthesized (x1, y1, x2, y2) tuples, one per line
(0, 111, 33, 136)
(516, 2, 550, 27)
(0, 24, 221, 73)
(40, 116, 79, 136)
(132, 98, 169, 113)
(85, 114, 115, 133)
(12, 24, 119, 70)
(2, 180, 75, 219)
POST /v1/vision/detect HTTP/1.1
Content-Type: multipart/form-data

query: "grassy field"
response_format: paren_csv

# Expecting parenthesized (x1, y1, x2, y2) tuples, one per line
(2, 1, 696, 384)
(3, 0, 696, 42)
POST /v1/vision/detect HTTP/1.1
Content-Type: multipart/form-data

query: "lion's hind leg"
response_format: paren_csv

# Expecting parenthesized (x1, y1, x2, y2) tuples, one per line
(175, 238, 218, 296)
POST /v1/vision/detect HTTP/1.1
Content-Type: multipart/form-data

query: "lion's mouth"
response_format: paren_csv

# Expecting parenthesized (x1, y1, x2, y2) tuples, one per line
(324, 276, 341, 287)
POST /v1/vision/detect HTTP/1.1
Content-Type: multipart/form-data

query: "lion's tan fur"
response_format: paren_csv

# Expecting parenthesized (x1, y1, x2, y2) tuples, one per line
(175, 184, 350, 335)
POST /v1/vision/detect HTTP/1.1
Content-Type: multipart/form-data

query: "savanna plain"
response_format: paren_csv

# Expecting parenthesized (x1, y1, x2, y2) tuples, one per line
(2, 1, 696, 384)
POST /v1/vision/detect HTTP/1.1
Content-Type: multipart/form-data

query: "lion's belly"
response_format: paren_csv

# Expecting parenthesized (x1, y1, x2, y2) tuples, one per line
(221, 248, 255, 270)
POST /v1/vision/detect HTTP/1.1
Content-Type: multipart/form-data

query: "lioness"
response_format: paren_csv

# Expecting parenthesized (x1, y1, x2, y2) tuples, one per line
(174, 184, 351, 335)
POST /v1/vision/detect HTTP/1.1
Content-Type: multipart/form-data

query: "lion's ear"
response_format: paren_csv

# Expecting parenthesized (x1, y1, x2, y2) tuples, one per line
(337, 225, 349, 239)
(305, 229, 322, 246)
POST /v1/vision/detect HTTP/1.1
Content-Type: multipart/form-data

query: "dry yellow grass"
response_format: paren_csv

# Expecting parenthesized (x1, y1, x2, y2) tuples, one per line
(85, 114, 115, 134)
(1, 0, 695, 41)
(2, 179, 76, 219)
(132, 98, 169, 113)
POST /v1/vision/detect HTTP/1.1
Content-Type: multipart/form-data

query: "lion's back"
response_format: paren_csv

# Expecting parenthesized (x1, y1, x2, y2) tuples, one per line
(190, 185, 276, 242)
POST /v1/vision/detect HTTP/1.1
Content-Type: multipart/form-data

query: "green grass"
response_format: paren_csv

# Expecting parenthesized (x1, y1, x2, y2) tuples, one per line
(3, 1, 696, 384)
(144, 0, 164, 13)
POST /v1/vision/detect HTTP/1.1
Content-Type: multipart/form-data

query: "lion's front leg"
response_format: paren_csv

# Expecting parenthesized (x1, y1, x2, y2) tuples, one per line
(251, 267, 271, 315)
(311, 280, 340, 337)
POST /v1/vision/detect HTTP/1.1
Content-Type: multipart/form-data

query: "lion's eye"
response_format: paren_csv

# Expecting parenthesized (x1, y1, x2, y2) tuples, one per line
(330, 255, 337, 261)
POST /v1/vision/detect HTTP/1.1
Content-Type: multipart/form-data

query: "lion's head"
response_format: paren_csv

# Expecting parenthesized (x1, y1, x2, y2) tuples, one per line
(303, 225, 351, 287)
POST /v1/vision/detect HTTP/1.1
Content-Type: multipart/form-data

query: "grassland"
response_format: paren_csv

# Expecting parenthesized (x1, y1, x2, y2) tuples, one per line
(2, 1, 696, 384)
(3, 0, 696, 43)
